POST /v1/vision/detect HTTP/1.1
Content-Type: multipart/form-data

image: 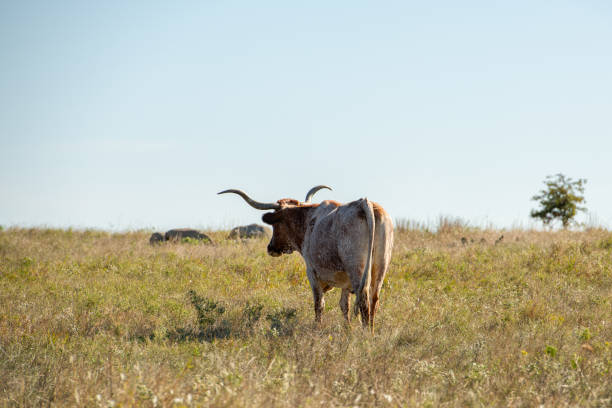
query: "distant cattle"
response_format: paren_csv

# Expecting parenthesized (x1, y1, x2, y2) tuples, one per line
(149, 229, 213, 245)
(149, 232, 164, 245)
(165, 228, 213, 243)
(228, 224, 270, 240)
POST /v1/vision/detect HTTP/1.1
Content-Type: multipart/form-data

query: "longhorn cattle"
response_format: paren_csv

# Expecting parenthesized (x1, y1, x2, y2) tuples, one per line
(165, 228, 212, 243)
(218, 185, 394, 332)
(228, 224, 270, 240)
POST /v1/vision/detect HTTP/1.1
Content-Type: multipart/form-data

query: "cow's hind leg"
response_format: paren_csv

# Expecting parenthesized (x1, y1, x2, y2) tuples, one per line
(348, 267, 370, 329)
(369, 290, 380, 333)
(369, 264, 384, 333)
(306, 268, 325, 323)
(358, 289, 370, 329)
(339, 289, 350, 323)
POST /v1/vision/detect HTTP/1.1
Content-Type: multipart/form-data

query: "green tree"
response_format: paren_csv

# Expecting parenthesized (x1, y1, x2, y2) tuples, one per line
(530, 173, 586, 228)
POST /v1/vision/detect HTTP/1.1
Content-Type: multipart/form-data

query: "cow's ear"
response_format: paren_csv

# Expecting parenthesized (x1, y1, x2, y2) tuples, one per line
(262, 211, 281, 225)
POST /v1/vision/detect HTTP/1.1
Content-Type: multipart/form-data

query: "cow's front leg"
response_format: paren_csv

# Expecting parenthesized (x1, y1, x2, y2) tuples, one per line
(340, 288, 350, 323)
(312, 285, 325, 323)
(306, 267, 324, 323)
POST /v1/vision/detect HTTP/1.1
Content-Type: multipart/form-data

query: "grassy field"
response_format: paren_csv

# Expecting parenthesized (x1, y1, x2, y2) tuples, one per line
(0, 225, 611, 407)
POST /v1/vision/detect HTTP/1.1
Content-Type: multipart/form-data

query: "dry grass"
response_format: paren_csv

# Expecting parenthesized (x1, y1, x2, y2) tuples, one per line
(0, 226, 611, 407)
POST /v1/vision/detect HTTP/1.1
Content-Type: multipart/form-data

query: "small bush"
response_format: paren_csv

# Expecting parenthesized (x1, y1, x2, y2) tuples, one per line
(579, 328, 592, 341)
(266, 308, 297, 336)
(242, 301, 264, 330)
(597, 236, 612, 250)
(531, 173, 587, 228)
(182, 237, 202, 245)
(187, 290, 226, 329)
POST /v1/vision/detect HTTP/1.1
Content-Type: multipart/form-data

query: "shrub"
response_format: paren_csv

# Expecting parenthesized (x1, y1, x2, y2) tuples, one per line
(530, 173, 586, 228)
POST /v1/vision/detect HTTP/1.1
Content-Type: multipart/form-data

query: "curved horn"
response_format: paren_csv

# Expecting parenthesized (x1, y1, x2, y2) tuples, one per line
(218, 189, 281, 210)
(304, 185, 332, 203)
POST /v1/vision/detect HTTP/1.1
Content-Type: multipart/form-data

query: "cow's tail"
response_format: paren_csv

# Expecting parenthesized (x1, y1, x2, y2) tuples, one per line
(354, 198, 375, 320)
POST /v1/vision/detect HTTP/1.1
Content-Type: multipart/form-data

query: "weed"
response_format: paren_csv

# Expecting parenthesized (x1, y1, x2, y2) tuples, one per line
(243, 301, 264, 330)
(579, 327, 592, 341)
(266, 308, 297, 336)
(182, 237, 207, 245)
(187, 290, 225, 328)
(545, 345, 558, 358)
(597, 236, 612, 250)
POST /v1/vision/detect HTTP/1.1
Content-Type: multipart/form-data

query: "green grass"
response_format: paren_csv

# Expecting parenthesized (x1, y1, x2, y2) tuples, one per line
(0, 227, 611, 407)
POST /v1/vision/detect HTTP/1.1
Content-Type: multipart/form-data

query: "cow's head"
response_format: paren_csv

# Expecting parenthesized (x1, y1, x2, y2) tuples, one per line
(218, 185, 331, 257)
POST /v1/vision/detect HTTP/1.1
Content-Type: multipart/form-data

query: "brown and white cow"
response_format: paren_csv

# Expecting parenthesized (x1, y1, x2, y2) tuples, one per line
(218, 186, 394, 332)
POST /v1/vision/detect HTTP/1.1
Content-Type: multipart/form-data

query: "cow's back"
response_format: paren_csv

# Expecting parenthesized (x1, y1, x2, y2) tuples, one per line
(302, 200, 378, 291)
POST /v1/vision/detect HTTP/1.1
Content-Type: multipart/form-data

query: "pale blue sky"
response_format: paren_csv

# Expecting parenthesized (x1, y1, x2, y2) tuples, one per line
(1, 1, 611, 230)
